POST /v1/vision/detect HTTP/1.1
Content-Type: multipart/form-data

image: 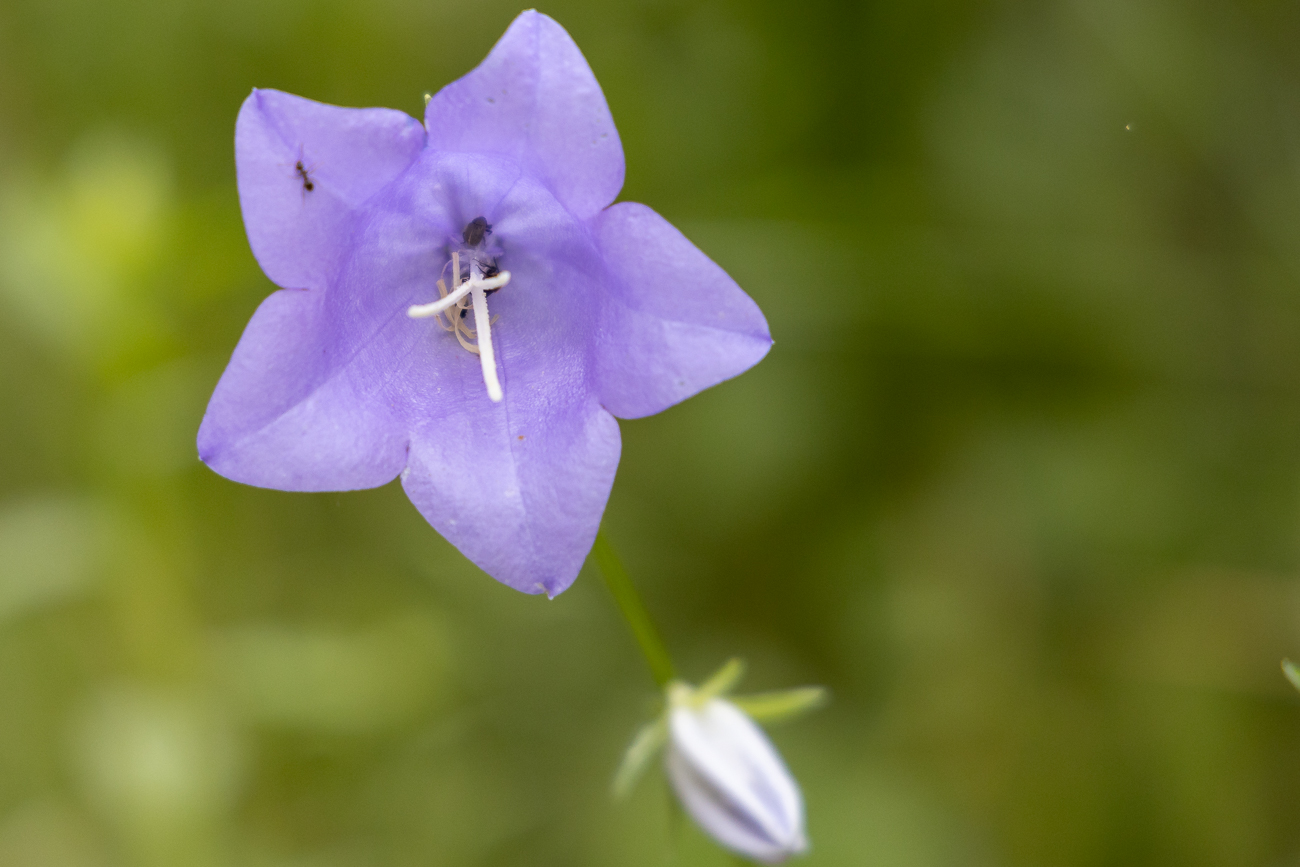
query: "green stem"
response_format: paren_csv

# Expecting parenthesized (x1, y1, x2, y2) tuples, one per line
(591, 529, 676, 688)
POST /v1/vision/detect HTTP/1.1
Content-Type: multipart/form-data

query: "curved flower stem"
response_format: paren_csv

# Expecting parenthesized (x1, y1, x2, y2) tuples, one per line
(592, 529, 676, 688)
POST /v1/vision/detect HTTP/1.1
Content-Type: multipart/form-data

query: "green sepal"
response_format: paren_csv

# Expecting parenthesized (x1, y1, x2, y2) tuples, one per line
(612, 716, 669, 799)
(696, 657, 746, 702)
(1284, 659, 1300, 693)
(730, 686, 828, 724)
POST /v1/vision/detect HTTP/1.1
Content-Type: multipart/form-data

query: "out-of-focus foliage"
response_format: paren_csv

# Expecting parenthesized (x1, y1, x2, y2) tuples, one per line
(1, 0, 1300, 865)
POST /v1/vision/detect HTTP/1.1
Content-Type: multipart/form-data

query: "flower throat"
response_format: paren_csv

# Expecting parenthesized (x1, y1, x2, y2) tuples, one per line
(407, 216, 511, 402)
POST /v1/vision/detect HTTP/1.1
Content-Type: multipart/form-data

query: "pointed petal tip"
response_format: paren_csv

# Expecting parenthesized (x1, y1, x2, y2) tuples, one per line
(509, 8, 551, 30)
(531, 581, 559, 599)
(195, 415, 221, 467)
(502, 574, 572, 599)
(539, 574, 574, 599)
(424, 6, 623, 218)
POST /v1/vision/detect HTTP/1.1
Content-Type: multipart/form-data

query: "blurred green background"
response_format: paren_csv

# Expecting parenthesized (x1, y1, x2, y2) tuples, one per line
(2, 0, 1300, 864)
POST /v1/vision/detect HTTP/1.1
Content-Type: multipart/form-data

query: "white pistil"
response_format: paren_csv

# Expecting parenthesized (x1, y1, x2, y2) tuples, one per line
(406, 262, 509, 320)
(407, 250, 509, 403)
(469, 261, 503, 402)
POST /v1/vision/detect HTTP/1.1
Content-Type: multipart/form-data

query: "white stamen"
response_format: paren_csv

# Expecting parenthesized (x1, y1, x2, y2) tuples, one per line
(408, 249, 510, 402)
(469, 262, 503, 402)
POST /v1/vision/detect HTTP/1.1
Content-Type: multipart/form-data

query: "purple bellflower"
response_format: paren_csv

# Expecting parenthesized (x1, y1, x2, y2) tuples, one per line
(198, 11, 771, 596)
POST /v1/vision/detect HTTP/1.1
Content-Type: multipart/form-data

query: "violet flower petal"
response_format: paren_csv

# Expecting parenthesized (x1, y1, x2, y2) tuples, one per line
(402, 392, 620, 598)
(593, 203, 772, 419)
(236, 88, 426, 291)
(424, 10, 624, 220)
(201, 94, 433, 492)
(196, 286, 409, 491)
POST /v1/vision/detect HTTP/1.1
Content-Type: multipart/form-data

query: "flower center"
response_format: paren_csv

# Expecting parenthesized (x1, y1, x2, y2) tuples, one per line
(407, 217, 511, 403)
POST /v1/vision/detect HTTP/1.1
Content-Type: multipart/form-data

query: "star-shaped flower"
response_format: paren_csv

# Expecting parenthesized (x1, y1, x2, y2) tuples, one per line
(198, 11, 771, 596)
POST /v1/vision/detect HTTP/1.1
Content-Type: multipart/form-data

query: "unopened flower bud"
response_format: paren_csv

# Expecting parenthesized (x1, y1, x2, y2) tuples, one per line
(664, 686, 808, 863)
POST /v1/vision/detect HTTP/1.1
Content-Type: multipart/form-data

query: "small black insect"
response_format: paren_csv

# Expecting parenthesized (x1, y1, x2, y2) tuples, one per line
(463, 216, 492, 246)
(477, 260, 502, 296)
(295, 160, 314, 192)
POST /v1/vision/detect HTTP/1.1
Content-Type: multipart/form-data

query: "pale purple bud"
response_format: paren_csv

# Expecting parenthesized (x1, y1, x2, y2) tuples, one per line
(665, 692, 808, 863)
